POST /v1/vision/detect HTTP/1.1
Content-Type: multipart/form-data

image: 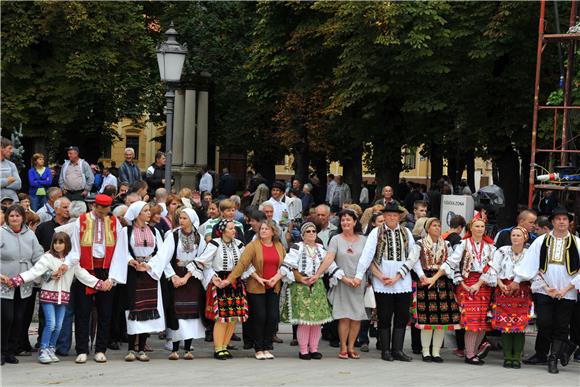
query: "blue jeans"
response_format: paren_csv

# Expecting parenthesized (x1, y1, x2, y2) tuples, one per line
(40, 303, 66, 349)
(30, 195, 47, 212)
(56, 301, 75, 354)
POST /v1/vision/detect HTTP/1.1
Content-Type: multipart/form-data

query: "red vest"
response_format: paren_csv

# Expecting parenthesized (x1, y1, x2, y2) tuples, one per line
(79, 213, 117, 294)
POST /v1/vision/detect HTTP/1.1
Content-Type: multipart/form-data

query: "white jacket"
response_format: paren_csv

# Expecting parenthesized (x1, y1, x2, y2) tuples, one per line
(12, 253, 103, 305)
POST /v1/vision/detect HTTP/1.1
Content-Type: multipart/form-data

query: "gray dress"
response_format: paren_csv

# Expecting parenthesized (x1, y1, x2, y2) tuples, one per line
(327, 234, 367, 320)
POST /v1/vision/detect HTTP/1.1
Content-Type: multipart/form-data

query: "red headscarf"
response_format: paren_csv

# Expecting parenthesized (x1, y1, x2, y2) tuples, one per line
(462, 218, 494, 244)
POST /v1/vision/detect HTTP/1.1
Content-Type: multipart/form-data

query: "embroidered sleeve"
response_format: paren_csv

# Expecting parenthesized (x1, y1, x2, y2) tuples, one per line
(10, 275, 25, 287)
(398, 243, 421, 278)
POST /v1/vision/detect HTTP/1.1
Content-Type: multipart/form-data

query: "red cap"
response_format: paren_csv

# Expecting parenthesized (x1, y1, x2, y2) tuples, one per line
(95, 194, 113, 207)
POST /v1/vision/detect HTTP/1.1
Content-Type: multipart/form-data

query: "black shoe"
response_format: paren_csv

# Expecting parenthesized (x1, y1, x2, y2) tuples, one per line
(329, 340, 339, 348)
(272, 336, 283, 344)
(548, 356, 559, 374)
(205, 331, 213, 342)
(393, 350, 412, 362)
(214, 351, 228, 360)
(299, 353, 311, 360)
(230, 334, 241, 342)
(523, 353, 548, 365)
(290, 339, 298, 346)
(432, 356, 444, 363)
(378, 329, 393, 361)
(412, 348, 422, 355)
(560, 342, 577, 367)
(477, 341, 491, 360)
(108, 342, 120, 350)
(243, 343, 254, 350)
(381, 350, 394, 361)
(226, 344, 237, 351)
(465, 356, 484, 366)
(224, 350, 233, 359)
(503, 360, 512, 368)
(574, 348, 580, 362)
(422, 355, 433, 363)
(512, 360, 521, 369)
(391, 329, 412, 362)
(310, 352, 322, 360)
(4, 355, 18, 364)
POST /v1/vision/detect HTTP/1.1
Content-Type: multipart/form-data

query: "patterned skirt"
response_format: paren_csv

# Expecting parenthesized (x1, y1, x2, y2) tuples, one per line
(414, 270, 461, 330)
(455, 272, 492, 332)
(281, 280, 333, 325)
(204, 271, 248, 323)
(491, 280, 532, 333)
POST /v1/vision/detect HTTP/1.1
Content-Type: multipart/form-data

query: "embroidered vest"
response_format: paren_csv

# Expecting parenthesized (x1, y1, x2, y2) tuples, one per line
(374, 226, 408, 265)
(539, 234, 579, 276)
(79, 212, 117, 270)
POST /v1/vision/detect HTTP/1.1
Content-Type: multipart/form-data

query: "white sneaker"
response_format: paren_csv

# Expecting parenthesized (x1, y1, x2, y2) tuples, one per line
(94, 352, 107, 363)
(38, 349, 53, 364)
(263, 351, 275, 359)
(75, 353, 87, 364)
(48, 347, 59, 362)
(255, 351, 266, 360)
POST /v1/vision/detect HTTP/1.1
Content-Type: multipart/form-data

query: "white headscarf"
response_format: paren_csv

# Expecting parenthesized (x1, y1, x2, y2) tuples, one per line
(181, 207, 200, 229)
(125, 201, 148, 224)
(159, 202, 168, 217)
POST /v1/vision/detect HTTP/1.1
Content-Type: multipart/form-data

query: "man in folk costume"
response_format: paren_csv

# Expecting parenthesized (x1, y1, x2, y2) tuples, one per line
(66, 194, 122, 364)
(510, 206, 579, 374)
(354, 202, 419, 362)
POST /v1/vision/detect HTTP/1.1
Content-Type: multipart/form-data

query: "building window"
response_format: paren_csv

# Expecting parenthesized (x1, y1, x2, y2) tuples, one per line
(126, 136, 139, 160)
(402, 147, 416, 170)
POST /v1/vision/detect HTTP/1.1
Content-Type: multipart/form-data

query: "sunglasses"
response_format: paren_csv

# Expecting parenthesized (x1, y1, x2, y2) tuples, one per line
(304, 229, 317, 234)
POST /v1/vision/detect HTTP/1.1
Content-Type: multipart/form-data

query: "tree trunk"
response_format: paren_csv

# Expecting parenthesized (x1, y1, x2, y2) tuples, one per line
(310, 151, 328, 205)
(293, 146, 310, 186)
(252, 151, 276, 184)
(466, 150, 476, 193)
(430, 141, 443, 186)
(447, 154, 457, 189)
(494, 147, 520, 228)
(341, 144, 362, 204)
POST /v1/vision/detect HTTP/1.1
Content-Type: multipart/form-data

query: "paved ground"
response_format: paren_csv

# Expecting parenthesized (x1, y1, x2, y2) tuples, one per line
(1, 324, 578, 386)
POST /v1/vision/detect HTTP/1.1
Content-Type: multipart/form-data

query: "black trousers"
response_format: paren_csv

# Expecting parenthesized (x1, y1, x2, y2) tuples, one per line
(20, 287, 45, 351)
(532, 293, 551, 356)
(535, 293, 575, 351)
(108, 284, 126, 343)
(571, 297, 580, 346)
(247, 290, 279, 352)
(73, 269, 114, 354)
(375, 292, 412, 331)
(1, 291, 31, 357)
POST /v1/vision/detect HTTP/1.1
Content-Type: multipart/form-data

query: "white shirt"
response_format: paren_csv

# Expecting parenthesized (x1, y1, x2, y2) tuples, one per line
(285, 195, 302, 220)
(514, 232, 579, 301)
(442, 239, 495, 284)
(356, 225, 418, 294)
(359, 187, 369, 204)
(481, 245, 526, 285)
(199, 172, 213, 194)
(99, 174, 118, 193)
(266, 196, 288, 223)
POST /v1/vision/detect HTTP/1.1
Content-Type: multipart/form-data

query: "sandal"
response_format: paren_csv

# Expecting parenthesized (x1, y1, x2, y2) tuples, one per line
(465, 356, 485, 366)
(338, 351, 349, 359)
(348, 351, 360, 359)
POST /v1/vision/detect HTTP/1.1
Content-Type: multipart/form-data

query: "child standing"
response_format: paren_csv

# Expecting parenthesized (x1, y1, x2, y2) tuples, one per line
(4, 232, 112, 364)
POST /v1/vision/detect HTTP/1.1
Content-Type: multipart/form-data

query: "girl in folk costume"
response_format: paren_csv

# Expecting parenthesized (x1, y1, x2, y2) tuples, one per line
(481, 226, 531, 369)
(413, 218, 461, 363)
(190, 219, 251, 360)
(109, 201, 165, 362)
(4, 232, 112, 364)
(280, 222, 345, 360)
(158, 208, 205, 360)
(429, 217, 496, 365)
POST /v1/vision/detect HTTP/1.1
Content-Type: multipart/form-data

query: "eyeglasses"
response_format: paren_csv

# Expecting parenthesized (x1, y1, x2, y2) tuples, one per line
(304, 229, 317, 234)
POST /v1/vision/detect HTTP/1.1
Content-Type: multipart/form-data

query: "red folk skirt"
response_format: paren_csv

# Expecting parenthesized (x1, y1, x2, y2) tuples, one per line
(491, 279, 532, 333)
(455, 272, 492, 332)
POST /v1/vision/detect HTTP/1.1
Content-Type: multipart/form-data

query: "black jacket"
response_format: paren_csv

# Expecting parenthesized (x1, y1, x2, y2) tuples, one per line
(146, 163, 165, 196)
(218, 173, 237, 196)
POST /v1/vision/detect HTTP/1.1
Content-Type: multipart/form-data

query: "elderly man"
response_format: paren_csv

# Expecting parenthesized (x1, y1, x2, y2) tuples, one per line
(59, 146, 94, 201)
(36, 197, 70, 250)
(65, 194, 122, 364)
(0, 137, 21, 203)
(375, 185, 400, 207)
(118, 147, 141, 186)
(314, 204, 337, 249)
(511, 207, 579, 374)
(494, 209, 538, 248)
(327, 175, 351, 213)
(36, 187, 63, 223)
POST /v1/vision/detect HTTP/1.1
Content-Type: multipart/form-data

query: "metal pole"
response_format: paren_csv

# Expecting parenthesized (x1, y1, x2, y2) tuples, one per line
(164, 88, 175, 192)
(528, 0, 546, 208)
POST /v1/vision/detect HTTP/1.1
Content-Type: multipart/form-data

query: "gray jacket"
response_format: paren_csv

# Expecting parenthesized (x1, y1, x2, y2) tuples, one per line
(58, 158, 94, 192)
(0, 158, 22, 202)
(0, 225, 44, 299)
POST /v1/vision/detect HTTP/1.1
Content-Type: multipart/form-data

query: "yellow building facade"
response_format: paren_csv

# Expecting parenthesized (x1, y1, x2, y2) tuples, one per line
(99, 117, 163, 171)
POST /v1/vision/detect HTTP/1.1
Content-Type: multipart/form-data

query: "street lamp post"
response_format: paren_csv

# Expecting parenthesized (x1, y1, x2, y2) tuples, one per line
(156, 22, 188, 192)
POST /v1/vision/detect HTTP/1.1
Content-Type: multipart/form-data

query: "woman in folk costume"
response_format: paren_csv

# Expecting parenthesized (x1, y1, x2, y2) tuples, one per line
(480, 226, 531, 369)
(158, 208, 205, 360)
(109, 201, 165, 362)
(428, 217, 495, 365)
(280, 222, 344, 360)
(190, 219, 251, 360)
(411, 218, 461, 363)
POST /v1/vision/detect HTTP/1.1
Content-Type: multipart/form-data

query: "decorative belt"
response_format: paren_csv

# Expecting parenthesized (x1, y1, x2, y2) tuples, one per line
(135, 256, 152, 263)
